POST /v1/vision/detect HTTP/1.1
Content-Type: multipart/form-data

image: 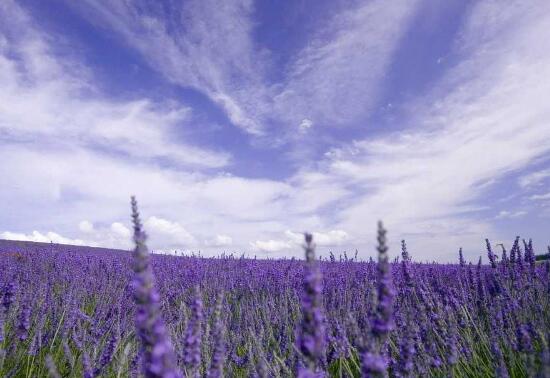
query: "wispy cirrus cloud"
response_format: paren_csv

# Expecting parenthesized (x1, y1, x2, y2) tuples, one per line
(70, 0, 419, 138)
(519, 169, 550, 189)
(495, 210, 527, 220)
(0, 0, 229, 168)
(291, 0, 550, 259)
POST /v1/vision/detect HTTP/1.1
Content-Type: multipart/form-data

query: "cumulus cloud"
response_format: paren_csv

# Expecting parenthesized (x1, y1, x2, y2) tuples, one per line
(110, 222, 131, 238)
(78, 220, 94, 233)
(250, 239, 291, 253)
(0, 231, 87, 246)
(205, 234, 233, 247)
(251, 229, 350, 254)
(144, 216, 196, 247)
(284, 230, 350, 246)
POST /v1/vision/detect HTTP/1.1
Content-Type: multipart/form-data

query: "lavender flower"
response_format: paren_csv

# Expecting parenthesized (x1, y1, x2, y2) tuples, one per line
(2, 283, 16, 314)
(510, 238, 517, 265)
(130, 196, 182, 378)
(499, 244, 508, 268)
(372, 222, 395, 340)
(486, 239, 497, 269)
(183, 286, 203, 377)
(362, 222, 394, 378)
(95, 331, 118, 376)
(296, 233, 326, 376)
(17, 300, 31, 341)
(525, 239, 535, 269)
(516, 324, 533, 353)
(491, 340, 509, 378)
(401, 240, 412, 287)
(207, 294, 226, 378)
(459, 248, 465, 268)
(82, 351, 94, 378)
(45, 355, 61, 378)
(397, 332, 415, 377)
(361, 352, 387, 378)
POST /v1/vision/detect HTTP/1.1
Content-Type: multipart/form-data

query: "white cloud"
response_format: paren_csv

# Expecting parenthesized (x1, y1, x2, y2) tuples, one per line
(495, 210, 527, 219)
(529, 192, 550, 201)
(518, 169, 550, 188)
(273, 0, 419, 129)
(205, 234, 233, 247)
(298, 118, 313, 133)
(284, 230, 350, 246)
(69, 0, 418, 138)
(110, 222, 131, 238)
(0, 230, 87, 246)
(78, 220, 94, 233)
(0, 0, 229, 169)
(292, 0, 550, 259)
(144, 216, 196, 246)
(250, 239, 291, 253)
(251, 229, 350, 255)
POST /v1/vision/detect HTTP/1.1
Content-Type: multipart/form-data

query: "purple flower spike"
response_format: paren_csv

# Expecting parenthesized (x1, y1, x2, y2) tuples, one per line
(401, 240, 412, 287)
(45, 355, 61, 378)
(372, 222, 395, 340)
(459, 248, 465, 268)
(82, 351, 94, 378)
(296, 233, 326, 376)
(486, 239, 497, 269)
(2, 283, 16, 314)
(17, 300, 31, 341)
(207, 294, 226, 378)
(130, 196, 182, 378)
(183, 286, 203, 378)
(362, 222, 394, 378)
(361, 352, 387, 378)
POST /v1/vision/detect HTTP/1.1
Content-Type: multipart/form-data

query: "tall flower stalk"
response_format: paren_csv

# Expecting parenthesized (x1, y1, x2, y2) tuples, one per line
(362, 221, 394, 378)
(207, 293, 226, 378)
(296, 233, 326, 377)
(130, 196, 181, 378)
(183, 286, 203, 378)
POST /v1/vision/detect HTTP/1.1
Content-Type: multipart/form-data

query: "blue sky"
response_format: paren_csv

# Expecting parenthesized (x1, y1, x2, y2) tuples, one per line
(1, 0, 549, 261)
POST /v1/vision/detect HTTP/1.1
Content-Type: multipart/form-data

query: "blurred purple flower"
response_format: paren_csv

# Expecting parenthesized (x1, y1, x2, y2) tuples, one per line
(296, 233, 326, 376)
(183, 285, 203, 377)
(130, 196, 182, 378)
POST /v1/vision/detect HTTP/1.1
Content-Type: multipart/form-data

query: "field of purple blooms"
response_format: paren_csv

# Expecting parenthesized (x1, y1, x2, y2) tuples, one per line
(0, 197, 549, 377)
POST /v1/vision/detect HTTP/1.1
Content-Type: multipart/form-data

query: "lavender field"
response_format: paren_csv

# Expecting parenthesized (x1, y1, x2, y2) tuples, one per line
(0, 199, 548, 378)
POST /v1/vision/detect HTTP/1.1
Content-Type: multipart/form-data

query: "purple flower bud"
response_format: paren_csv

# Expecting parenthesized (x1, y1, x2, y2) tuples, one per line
(486, 239, 497, 269)
(459, 248, 465, 268)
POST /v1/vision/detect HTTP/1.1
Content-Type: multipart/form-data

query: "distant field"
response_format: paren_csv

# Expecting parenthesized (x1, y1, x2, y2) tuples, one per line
(0, 222, 549, 377)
